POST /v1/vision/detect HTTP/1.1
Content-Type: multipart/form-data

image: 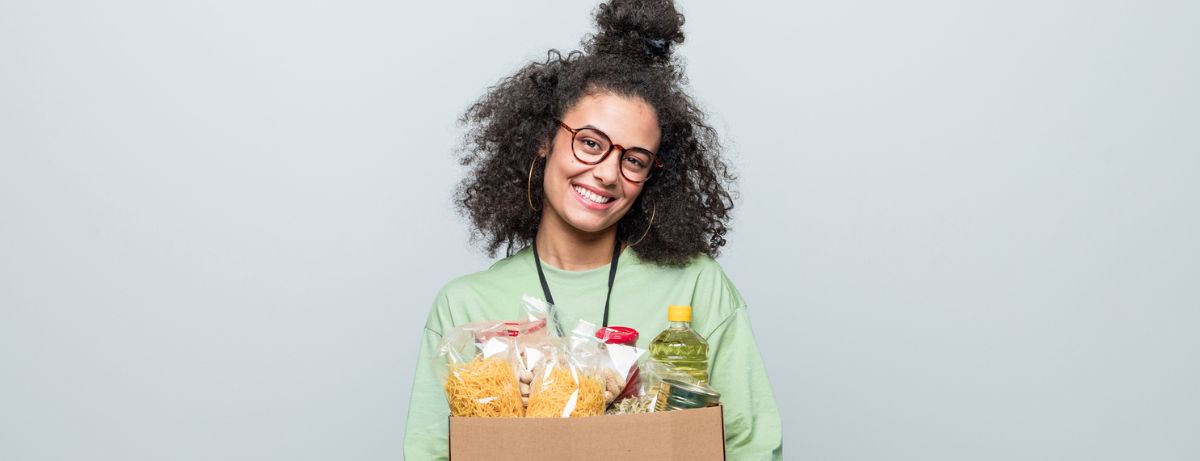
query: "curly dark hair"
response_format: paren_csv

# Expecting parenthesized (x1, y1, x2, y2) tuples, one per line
(455, 0, 735, 267)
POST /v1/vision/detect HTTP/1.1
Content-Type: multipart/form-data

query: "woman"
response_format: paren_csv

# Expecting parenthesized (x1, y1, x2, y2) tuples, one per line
(404, 0, 782, 459)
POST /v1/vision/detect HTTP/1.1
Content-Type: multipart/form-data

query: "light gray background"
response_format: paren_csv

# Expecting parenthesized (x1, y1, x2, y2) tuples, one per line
(1, 0, 1197, 460)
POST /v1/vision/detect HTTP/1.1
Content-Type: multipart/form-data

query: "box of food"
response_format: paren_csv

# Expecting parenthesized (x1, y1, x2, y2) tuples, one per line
(448, 405, 725, 460)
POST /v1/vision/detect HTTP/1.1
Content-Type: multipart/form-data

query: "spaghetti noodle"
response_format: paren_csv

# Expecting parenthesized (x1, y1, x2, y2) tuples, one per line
(444, 357, 525, 417)
(525, 366, 606, 418)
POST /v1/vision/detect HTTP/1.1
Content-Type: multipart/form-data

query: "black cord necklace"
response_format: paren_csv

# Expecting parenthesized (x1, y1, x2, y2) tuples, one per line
(532, 236, 622, 329)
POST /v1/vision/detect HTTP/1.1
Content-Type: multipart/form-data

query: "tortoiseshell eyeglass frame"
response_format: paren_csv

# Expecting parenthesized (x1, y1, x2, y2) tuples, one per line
(555, 119, 665, 183)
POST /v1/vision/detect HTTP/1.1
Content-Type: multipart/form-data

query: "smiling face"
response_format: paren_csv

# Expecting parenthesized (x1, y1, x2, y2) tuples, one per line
(539, 92, 661, 237)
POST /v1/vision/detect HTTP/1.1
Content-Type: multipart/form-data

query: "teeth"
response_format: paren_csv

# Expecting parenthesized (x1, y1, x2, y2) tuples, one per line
(574, 185, 613, 204)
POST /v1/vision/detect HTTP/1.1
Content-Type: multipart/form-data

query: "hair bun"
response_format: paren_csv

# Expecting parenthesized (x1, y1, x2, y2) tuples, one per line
(589, 0, 685, 63)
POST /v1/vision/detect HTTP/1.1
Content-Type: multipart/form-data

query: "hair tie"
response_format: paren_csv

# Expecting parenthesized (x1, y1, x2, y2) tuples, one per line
(644, 37, 669, 54)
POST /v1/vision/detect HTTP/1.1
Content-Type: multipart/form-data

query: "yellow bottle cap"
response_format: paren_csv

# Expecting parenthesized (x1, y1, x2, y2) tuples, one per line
(667, 304, 692, 322)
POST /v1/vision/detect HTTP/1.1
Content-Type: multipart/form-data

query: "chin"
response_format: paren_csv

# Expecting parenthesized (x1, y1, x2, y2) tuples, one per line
(563, 215, 613, 234)
(561, 208, 623, 234)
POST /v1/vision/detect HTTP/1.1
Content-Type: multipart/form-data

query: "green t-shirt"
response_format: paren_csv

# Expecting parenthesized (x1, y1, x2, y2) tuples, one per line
(403, 246, 783, 460)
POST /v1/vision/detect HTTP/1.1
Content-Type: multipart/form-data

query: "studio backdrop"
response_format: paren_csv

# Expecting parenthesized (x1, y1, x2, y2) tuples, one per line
(1, 0, 1197, 460)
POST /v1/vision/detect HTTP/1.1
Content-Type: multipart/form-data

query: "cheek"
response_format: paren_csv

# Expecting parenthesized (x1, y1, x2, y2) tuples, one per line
(543, 155, 578, 193)
(625, 183, 645, 200)
(547, 156, 593, 185)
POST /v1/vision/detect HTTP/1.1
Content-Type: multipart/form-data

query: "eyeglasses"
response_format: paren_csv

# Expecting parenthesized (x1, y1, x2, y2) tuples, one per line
(555, 119, 664, 183)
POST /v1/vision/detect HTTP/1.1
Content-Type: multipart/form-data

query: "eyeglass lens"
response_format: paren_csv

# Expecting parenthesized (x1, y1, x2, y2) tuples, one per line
(572, 128, 654, 181)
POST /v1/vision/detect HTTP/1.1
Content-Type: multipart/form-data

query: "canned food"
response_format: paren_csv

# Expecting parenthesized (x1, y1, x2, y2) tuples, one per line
(660, 378, 720, 409)
(666, 393, 708, 410)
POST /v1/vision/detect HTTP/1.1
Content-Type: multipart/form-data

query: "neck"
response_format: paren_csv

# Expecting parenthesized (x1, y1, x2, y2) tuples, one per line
(535, 210, 622, 271)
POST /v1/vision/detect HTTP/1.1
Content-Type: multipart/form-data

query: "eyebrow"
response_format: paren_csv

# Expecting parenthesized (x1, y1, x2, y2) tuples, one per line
(579, 124, 656, 153)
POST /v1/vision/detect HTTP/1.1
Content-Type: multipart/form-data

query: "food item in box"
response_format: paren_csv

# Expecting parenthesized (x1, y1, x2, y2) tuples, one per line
(526, 362, 606, 417)
(608, 358, 720, 415)
(659, 377, 721, 411)
(596, 326, 646, 406)
(606, 393, 657, 415)
(649, 304, 710, 383)
(436, 321, 526, 417)
(518, 293, 559, 338)
(444, 357, 525, 417)
(524, 321, 609, 417)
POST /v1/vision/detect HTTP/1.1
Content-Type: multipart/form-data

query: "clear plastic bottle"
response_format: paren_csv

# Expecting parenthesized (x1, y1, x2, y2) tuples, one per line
(649, 305, 710, 383)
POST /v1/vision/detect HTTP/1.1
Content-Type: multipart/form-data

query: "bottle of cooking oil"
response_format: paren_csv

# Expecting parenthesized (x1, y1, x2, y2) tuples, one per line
(649, 304, 710, 383)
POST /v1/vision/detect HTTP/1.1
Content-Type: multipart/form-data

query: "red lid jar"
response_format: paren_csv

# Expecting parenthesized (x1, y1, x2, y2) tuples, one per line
(595, 326, 639, 346)
(596, 326, 642, 404)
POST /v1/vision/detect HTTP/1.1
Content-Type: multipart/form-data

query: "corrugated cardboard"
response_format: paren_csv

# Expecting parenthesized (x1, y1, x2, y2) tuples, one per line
(449, 405, 725, 460)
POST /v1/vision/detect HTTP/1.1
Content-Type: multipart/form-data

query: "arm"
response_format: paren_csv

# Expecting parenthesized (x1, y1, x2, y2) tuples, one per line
(402, 326, 450, 461)
(706, 306, 784, 461)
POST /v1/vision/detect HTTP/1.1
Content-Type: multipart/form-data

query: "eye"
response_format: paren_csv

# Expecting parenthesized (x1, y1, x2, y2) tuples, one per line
(576, 136, 607, 155)
(623, 151, 653, 170)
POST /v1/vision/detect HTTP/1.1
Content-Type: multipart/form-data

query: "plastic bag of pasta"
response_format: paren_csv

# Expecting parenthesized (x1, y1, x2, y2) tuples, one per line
(524, 321, 608, 418)
(435, 321, 525, 417)
(518, 293, 560, 338)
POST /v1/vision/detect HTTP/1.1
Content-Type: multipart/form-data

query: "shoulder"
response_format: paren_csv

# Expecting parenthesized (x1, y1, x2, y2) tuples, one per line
(683, 255, 748, 337)
(685, 254, 746, 307)
(634, 252, 747, 333)
(635, 252, 738, 292)
(437, 249, 530, 297)
(425, 248, 533, 334)
(684, 253, 730, 279)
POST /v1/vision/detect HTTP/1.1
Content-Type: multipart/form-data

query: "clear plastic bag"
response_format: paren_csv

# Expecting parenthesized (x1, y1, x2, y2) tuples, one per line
(608, 359, 675, 415)
(524, 321, 608, 417)
(599, 343, 643, 406)
(607, 359, 720, 415)
(518, 293, 560, 338)
(435, 321, 525, 417)
(513, 294, 557, 404)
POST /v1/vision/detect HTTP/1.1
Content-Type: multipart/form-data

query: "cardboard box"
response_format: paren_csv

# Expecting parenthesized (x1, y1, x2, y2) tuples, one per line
(449, 405, 726, 460)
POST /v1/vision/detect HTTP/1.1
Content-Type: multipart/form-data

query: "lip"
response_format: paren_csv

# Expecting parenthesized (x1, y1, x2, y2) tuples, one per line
(571, 182, 615, 198)
(570, 182, 618, 210)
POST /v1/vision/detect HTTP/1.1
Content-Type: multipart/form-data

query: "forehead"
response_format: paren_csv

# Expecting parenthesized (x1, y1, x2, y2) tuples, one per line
(561, 93, 661, 151)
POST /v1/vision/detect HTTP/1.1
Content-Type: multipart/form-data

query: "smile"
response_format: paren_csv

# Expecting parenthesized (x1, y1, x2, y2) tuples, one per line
(572, 184, 615, 208)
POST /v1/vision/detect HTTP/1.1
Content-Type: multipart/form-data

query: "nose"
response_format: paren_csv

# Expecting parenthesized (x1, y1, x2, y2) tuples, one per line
(591, 146, 624, 185)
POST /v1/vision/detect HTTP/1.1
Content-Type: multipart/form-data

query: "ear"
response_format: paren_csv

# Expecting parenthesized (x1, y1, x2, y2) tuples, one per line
(536, 140, 550, 158)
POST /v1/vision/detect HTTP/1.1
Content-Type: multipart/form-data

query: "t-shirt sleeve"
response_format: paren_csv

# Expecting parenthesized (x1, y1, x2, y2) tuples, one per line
(403, 295, 452, 460)
(704, 275, 784, 460)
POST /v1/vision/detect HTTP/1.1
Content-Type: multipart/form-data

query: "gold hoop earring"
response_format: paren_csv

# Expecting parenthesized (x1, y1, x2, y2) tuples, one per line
(527, 154, 542, 212)
(628, 204, 656, 247)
